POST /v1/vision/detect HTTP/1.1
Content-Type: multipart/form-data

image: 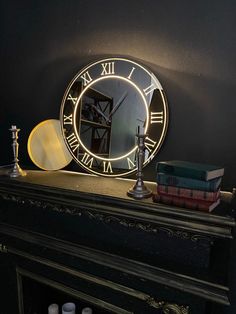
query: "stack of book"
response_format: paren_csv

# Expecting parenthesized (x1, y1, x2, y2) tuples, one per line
(153, 160, 224, 212)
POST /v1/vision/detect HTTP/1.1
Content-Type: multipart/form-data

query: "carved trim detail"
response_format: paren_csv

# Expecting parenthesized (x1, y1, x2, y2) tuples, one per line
(0, 193, 211, 245)
(1, 193, 82, 216)
(158, 227, 213, 245)
(85, 211, 211, 245)
(146, 297, 189, 313)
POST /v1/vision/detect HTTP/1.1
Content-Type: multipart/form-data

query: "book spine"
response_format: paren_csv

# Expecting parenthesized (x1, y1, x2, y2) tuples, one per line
(157, 185, 220, 201)
(157, 163, 207, 180)
(153, 194, 219, 212)
(156, 173, 221, 192)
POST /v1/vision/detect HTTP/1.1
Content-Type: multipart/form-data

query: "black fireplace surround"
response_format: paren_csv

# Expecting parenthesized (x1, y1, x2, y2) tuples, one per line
(0, 170, 235, 314)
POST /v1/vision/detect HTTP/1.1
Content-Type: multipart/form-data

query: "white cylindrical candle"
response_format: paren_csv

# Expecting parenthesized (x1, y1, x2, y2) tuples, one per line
(62, 302, 76, 314)
(82, 307, 93, 314)
(48, 303, 59, 314)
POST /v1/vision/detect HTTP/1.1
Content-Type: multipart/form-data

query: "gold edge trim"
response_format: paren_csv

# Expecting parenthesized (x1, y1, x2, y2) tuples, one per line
(10, 246, 189, 312)
(16, 267, 133, 314)
(16, 270, 24, 314)
(9, 247, 149, 302)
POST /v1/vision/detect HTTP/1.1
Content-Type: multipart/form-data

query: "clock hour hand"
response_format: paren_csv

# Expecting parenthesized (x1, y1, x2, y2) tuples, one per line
(91, 105, 110, 123)
(108, 92, 128, 122)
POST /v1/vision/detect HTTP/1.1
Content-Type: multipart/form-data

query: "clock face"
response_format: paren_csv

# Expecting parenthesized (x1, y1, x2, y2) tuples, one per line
(60, 57, 168, 177)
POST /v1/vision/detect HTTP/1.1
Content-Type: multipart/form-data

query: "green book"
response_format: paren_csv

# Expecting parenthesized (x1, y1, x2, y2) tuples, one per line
(156, 160, 224, 181)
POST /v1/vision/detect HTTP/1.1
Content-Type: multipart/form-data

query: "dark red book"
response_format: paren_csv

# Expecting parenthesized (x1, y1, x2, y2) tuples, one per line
(157, 184, 220, 202)
(153, 193, 220, 212)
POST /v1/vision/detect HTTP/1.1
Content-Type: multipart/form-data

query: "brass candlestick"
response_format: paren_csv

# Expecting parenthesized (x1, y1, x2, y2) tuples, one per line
(127, 128, 152, 199)
(8, 125, 26, 177)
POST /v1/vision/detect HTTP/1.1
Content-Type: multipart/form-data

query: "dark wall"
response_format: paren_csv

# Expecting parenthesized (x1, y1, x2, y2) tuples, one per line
(1, 0, 236, 189)
(1, 1, 236, 312)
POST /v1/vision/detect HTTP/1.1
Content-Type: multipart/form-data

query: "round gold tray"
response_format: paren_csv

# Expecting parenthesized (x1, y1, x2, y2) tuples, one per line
(27, 119, 72, 170)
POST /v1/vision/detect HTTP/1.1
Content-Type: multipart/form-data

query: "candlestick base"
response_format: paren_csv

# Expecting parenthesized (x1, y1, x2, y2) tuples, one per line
(9, 164, 26, 178)
(127, 179, 152, 200)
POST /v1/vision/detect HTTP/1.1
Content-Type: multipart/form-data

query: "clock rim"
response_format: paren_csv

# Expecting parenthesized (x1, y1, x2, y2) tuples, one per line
(59, 57, 169, 177)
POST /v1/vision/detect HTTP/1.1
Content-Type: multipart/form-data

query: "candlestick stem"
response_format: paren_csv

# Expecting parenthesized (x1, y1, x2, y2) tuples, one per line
(127, 131, 152, 199)
(8, 125, 26, 177)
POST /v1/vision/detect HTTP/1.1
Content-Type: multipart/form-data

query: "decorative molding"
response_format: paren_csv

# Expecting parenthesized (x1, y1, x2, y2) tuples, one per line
(0, 193, 213, 245)
(0, 223, 230, 305)
(1, 194, 213, 246)
(13, 249, 189, 314)
(158, 227, 213, 246)
(162, 302, 189, 314)
(83, 210, 212, 245)
(1, 193, 82, 216)
(85, 210, 159, 233)
(146, 297, 189, 313)
(16, 267, 133, 314)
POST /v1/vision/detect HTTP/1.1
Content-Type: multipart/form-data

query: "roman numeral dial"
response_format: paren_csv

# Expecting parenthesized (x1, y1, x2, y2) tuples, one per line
(60, 57, 168, 177)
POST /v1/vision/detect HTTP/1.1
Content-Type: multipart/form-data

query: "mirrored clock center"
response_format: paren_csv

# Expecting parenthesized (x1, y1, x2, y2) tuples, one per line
(74, 76, 147, 164)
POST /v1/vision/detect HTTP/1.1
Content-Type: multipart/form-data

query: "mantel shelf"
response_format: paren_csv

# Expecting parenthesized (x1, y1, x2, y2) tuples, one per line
(0, 169, 235, 313)
(0, 170, 235, 239)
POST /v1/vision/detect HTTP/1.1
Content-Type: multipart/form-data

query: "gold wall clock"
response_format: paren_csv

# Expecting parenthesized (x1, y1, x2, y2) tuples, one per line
(60, 57, 169, 177)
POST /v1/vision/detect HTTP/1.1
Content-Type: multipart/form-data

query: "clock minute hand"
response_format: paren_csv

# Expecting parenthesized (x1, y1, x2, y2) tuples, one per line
(108, 92, 128, 121)
(91, 105, 110, 123)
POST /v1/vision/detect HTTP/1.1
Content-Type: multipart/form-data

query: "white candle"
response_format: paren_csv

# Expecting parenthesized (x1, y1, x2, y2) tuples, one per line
(82, 307, 93, 314)
(48, 303, 59, 314)
(62, 302, 76, 314)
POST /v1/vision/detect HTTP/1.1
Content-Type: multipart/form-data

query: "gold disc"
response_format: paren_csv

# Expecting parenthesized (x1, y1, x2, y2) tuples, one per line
(27, 119, 72, 170)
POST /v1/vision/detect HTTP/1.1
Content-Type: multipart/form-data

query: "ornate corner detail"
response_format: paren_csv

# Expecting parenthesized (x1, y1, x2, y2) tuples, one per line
(146, 297, 189, 314)
(0, 243, 8, 253)
(162, 303, 189, 314)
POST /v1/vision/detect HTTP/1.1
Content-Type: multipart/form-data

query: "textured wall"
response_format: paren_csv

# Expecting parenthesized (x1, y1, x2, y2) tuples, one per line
(1, 0, 236, 189)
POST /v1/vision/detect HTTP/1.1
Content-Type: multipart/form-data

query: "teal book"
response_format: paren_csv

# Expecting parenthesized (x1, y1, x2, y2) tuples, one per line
(156, 173, 222, 192)
(156, 160, 224, 181)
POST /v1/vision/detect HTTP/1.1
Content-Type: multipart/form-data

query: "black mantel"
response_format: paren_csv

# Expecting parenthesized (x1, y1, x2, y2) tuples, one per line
(0, 170, 235, 314)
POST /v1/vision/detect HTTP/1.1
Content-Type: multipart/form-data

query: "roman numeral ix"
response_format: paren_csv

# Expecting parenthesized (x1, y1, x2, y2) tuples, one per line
(63, 114, 73, 125)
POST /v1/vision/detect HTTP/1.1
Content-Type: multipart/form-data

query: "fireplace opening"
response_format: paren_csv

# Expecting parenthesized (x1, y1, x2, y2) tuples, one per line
(17, 268, 112, 314)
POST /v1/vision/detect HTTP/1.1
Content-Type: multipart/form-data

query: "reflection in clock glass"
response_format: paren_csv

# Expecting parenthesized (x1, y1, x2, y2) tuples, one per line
(76, 77, 146, 169)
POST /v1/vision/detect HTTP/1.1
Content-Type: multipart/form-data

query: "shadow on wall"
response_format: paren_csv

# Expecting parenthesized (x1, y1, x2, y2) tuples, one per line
(0, 56, 235, 189)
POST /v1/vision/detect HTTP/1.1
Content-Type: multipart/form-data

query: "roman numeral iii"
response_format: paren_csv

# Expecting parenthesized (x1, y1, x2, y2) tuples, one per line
(151, 111, 164, 124)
